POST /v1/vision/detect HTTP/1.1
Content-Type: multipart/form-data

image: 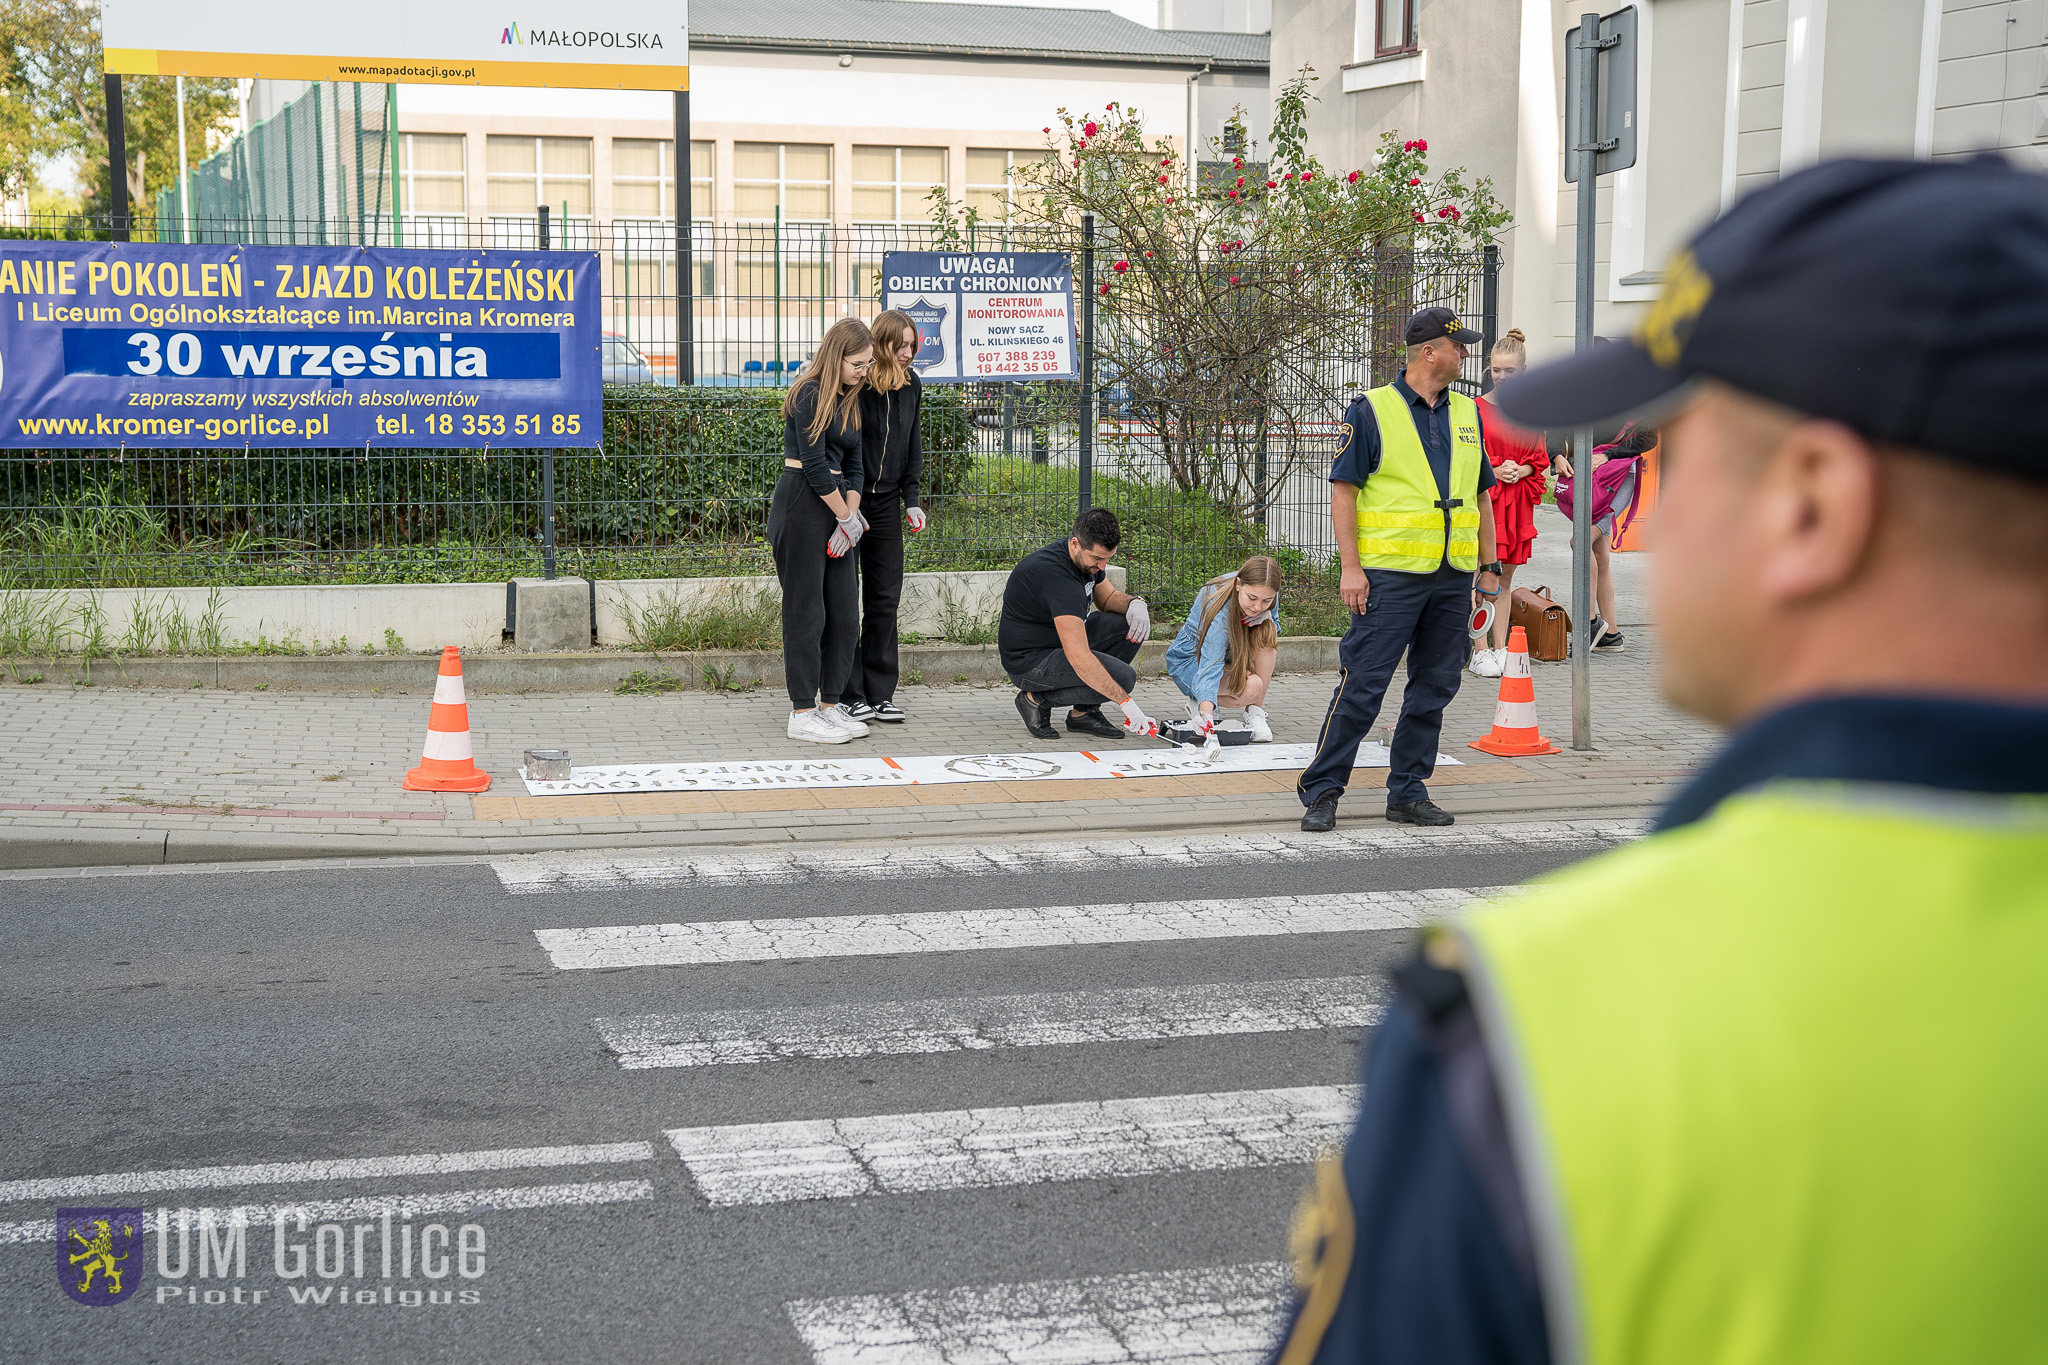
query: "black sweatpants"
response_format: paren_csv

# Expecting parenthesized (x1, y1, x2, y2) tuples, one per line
(1299, 564, 1471, 807)
(1009, 611, 1140, 709)
(767, 469, 858, 710)
(842, 494, 905, 709)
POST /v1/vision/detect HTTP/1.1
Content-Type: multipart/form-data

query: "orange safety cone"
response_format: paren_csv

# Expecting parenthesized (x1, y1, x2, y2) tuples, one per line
(404, 646, 492, 792)
(1469, 626, 1561, 756)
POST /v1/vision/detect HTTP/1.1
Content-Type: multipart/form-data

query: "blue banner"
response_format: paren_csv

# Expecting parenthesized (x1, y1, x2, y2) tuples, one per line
(880, 252, 1076, 383)
(0, 243, 602, 447)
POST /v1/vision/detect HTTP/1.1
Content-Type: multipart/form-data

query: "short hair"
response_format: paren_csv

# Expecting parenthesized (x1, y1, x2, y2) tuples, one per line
(1072, 507, 1122, 551)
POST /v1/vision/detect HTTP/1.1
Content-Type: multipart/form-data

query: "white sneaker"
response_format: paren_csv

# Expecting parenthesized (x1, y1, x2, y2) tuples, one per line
(1470, 648, 1505, 678)
(818, 703, 869, 737)
(788, 709, 853, 744)
(1244, 705, 1273, 743)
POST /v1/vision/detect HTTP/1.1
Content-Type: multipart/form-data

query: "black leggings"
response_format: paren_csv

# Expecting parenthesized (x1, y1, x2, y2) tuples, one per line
(767, 470, 858, 709)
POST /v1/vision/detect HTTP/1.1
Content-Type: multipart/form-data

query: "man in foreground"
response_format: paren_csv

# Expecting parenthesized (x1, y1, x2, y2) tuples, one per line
(1269, 156, 2048, 1365)
(1299, 307, 1503, 833)
(999, 508, 1157, 741)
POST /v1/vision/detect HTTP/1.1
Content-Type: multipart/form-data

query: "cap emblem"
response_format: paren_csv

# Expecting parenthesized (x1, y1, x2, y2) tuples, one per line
(1637, 249, 1713, 368)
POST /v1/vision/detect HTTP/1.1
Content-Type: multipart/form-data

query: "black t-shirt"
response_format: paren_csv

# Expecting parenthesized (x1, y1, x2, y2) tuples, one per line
(999, 539, 1104, 675)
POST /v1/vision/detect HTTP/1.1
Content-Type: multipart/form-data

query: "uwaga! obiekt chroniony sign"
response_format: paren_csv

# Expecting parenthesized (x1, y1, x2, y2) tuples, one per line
(0, 244, 603, 448)
(881, 252, 1077, 383)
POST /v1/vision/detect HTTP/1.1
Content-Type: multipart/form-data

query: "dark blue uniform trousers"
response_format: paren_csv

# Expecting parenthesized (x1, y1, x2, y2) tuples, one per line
(1299, 564, 1473, 808)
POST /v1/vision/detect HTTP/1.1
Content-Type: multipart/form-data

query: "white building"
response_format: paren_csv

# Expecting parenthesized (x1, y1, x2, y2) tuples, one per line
(1272, 0, 2043, 358)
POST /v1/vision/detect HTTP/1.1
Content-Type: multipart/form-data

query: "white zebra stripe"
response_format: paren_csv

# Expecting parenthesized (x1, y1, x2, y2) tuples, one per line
(537, 887, 1500, 971)
(785, 1262, 1292, 1364)
(664, 1085, 1359, 1207)
(0, 1180, 654, 1246)
(494, 820, 1641, 894)
(420, 726, 474, 761)
(599, 975, 1388, 1069)
(0, 1140, 654, 1204)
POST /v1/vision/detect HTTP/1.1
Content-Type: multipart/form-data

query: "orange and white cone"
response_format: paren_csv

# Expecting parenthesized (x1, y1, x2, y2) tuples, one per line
(1468, 626, 1560, 757)
(403, 646, 492, 792)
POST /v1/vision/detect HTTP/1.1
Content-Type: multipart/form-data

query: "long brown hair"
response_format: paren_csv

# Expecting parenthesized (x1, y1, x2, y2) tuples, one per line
(868, 309, 919, 393)
(783, 317, 873, 442)
(1196, 556, 1283, 698)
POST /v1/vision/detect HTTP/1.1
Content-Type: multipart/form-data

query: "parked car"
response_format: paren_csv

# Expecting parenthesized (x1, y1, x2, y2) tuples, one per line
(602, 333, 663, 386)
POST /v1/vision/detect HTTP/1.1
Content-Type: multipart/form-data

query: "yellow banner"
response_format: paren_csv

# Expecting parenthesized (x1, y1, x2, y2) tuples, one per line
(103, 48, 689, 91)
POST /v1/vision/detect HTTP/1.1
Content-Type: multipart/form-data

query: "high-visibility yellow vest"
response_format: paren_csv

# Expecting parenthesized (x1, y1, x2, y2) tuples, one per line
(1353, 385, 1483, 572)
(1456, 785, 2048, 1365)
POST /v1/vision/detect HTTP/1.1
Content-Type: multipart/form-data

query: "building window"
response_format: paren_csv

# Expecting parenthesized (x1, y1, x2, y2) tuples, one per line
(397, 133, 466, 214)
(612, 138, 713, 220)
(733, 142, 831, 221)
(852, 145, 947, 222)
(965, 148, 1044, 224)
(1376, 0, 1418, 56)
(486, 136, 593, 221)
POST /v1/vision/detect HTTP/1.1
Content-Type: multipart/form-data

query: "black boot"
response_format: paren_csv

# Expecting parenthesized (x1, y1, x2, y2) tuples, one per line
(1015, 690, 1057, 739)
(1300, 793, 1340, 833)
(1386, 798, 1454, 827)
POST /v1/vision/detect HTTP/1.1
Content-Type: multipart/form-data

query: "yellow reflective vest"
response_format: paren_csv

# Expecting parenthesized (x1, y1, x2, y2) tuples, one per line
(1456, 784, 2048, 1365)
(1353, 385, 1484, 573)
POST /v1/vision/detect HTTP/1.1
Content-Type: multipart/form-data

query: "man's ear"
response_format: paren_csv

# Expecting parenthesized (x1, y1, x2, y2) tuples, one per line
(1753, 419, 1883, 605)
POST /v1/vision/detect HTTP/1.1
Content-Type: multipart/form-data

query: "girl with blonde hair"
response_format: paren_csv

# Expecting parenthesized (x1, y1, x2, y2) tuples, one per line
(771, 316, 875, 744)
(1164, 556, 1283, 743)
(841, 309, 928, 724)
(1473, 328, 1549, 675)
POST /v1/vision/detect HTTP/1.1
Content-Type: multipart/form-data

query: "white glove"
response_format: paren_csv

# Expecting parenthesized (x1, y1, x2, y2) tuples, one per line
(1118, 698, 1156, 736)
(906, 506, 927, 533)
(1124, 597, 1151, 643)
(1193, 710, 1216, 738)
(827, 512, 866, 558)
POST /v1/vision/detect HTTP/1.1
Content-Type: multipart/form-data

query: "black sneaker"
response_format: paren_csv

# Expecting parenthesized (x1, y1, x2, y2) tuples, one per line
(1066, 709, 1123, 740)
(1015, 690, 1057, 740)
(1300, 793, 1340, 832)
(840, 700, 879, 722)
(870, 701, 907, 722)
(1386, 798, 1455, 827)
(1593, 628, 1625, 651)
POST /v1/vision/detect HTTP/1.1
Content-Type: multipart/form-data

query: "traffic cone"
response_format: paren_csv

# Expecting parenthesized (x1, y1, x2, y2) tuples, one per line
(403, 647, 492, 792)
(1468, 626, 1560, 756)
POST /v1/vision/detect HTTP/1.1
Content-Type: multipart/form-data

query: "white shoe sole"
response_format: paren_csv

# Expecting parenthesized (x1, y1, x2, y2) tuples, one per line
(788, 716, 853, 744)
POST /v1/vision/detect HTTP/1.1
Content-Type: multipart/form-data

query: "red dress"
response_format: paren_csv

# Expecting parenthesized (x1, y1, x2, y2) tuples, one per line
(1480, 396, 1547, 566)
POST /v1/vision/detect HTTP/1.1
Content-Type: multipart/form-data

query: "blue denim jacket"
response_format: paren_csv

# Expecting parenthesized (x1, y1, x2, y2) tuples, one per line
(1166, 583, 1277, 705)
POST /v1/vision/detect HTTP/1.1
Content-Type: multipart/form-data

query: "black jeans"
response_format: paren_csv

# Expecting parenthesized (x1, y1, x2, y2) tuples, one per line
(1009, 612, 1140, 709)
(767, 469, 858, 710)
(1299, 564, 1471, 807)
(842, 494, 905, 708)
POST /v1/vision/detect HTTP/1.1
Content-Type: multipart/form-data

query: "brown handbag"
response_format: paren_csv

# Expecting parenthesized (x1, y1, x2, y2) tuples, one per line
(1510, 586, 1571, 661)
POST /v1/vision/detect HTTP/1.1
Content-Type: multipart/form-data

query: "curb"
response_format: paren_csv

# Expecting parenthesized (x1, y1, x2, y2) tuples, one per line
(2, 637, 1345, 694)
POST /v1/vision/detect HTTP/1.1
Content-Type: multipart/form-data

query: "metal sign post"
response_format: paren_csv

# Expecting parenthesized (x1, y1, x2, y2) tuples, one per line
(1563, 8, 1636, 751)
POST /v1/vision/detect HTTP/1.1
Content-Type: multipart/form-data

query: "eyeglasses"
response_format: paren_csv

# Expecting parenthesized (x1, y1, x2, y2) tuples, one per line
(849, 359, 874, 373)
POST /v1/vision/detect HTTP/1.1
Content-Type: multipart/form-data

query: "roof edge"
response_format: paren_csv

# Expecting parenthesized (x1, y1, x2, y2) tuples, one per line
(690, 32, 1268, 69)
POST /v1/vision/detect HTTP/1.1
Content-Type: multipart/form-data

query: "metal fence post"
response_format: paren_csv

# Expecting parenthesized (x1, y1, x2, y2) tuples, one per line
(540, 206, 557, 580)
(385, 83, 401, 248)
(104, 75, 129, 242)
(676, 89, 695, 386)
(1480, 243, 1501, 393)
(1079, 212, 1095, 513)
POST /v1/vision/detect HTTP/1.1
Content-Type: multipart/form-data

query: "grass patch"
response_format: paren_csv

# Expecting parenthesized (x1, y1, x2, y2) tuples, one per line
(620, 584, 780, 653)
(615, 668, 687, 695)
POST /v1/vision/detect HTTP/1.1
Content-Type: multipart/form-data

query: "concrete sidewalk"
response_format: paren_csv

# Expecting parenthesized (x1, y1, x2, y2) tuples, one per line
(0, 623, 1715, 869)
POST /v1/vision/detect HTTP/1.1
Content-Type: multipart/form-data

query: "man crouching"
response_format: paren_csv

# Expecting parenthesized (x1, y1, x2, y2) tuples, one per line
(999, 508, 1159, 741)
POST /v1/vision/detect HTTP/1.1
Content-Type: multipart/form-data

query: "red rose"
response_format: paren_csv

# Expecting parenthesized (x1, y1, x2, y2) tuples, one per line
(1347, 170, 1362, 184)
(1112, 260, 1129, 272)
(1416, 139, 1428, 150)
(1098, 283, 1110, 294)
(1229, 275, 1240, 284)
(1157, 174, 1168, 183)
(1226, 190, 1238, 199)
(1233, 157, 1243, 168)
(1408, 177, 1420, 186)
(1413, 211, 1426, 222)
(1437, 207, 1450, 218)
(1235, 176, 1245, 187)
(1300, 172, 1314, 182)
(1144, 250, 1154, 257)
(1403, 140, 1416, 152)
(1265, 180, 1278, 189)
(1043, 127, 1051, 134)
(1084, 121, 1099, 136)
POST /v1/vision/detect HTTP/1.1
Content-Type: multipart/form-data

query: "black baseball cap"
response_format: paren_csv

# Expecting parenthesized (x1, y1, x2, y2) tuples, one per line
(1404, 306, 1484, 347)
(1493, 155, 2048, 482)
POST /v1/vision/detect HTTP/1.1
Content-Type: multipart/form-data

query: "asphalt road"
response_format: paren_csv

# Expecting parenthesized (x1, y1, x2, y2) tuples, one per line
(0, 824, 1632, 1364)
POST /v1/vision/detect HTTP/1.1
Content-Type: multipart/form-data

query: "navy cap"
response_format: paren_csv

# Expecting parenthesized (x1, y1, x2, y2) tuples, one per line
(1404, 306, 1484, 348)
(1493, 156, 2048, 481)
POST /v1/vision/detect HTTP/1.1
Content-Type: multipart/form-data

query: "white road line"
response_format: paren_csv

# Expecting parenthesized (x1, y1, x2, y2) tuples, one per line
(600, 976, 1388, 1069)
(0, 1141, 654, 1205)
(665, 1085, 1359, 1207)
(495, 820, 1639, 893)
(0, 1179, 654, 1246)
(539, 886, 1500, 971)
(785, 1262, 1292, 1365)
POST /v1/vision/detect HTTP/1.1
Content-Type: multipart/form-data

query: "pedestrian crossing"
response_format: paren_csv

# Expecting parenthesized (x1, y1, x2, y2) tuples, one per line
(3, 822, 1630, 1360)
